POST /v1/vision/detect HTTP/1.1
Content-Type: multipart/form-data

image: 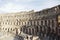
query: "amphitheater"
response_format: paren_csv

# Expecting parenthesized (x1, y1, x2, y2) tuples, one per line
(0, 5, 60, 40)
(0, 10, 39, 40)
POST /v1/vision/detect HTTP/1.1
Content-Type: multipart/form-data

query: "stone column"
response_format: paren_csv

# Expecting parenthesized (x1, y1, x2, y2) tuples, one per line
(34, 29, 35, 35)
(32, 21, 34, 25)
(28, 28, 29, 34)
(35, 21, 37, 25)
(41, 20, 43, 25)
(54, 19, 57, 34)
(47, 20, 48, 26)
(16, 28, 18, 35)
(39, 20, 41, 25)
(18, 29, 20, 35)
(31, 28, 32, 35)
(43, 20, 45, 25)
(29, 21, 31, 26)
(48, 20, 50, 27)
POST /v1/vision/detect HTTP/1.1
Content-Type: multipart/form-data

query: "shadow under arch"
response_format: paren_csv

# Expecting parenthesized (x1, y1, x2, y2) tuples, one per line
(20, 24, 59, 40)
(13, 7, 60, 40)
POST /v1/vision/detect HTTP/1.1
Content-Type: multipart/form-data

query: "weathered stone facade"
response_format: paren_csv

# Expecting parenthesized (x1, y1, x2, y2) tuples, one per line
(0, 5, 60, 40)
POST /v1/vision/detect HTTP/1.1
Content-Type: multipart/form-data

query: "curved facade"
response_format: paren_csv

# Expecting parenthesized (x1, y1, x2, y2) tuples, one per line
(0, 5, 60, 40)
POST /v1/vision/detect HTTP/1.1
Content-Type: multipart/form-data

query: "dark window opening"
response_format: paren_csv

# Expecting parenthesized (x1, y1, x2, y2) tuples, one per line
(29, 28, 31, 35)
(59, 29, 60, 33)
(20, 28, 22, 31)
(32, 29, 34, 35)
(36, 26, 38, 32)
(26, 28, 28, 34)
(52, 20, 54, 27)
(45, 20, 47, 26)
(41, 21, 43, 25)
(30, 21, 32, 25)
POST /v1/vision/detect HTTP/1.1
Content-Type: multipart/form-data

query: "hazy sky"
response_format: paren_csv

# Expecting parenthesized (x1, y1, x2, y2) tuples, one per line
(0, 0, 60, 13)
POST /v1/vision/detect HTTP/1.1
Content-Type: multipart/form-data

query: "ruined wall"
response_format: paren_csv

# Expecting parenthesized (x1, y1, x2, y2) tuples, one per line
(0, 5, 60, 36)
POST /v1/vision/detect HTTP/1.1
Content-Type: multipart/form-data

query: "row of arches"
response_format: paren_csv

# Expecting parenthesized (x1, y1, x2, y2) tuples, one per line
(0, 27, 20, 35)
(21, 25, 57, 36)
(21, 25, 59, 40)
(0, 18, 56, 27)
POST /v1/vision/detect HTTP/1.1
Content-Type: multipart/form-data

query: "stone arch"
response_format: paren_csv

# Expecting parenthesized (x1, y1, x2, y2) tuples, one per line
(26, 28, 28, 34)
(3, 28, 4, 30)
(7, 28, 9, 32)
(13, 28, 16, 31)
(20, 27, 22, 31)
(36, 26, 39, 32)
(0, 27, 1, 30)
(28, 28, 30, 35)
(32, 28, 34, 35)
(42, 26, 45, 33)
(40, 26, 42, 32)
(15, 28, 18, 35)
(5, 28, 7, 30)
(11, 28, 12, 31)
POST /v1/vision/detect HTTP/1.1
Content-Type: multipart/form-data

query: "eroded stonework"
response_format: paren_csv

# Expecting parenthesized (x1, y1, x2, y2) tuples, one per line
(0, 5, 60, 40)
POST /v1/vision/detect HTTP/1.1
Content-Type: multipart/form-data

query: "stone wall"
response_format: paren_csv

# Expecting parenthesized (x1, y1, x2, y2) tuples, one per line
(0, 5, 60, 40)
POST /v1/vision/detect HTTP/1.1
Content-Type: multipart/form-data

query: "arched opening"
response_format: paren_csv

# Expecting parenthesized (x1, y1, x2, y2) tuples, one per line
(8, 28, 9, 32)
(32, 28, 34, 35)
(29, 28, 31, 35)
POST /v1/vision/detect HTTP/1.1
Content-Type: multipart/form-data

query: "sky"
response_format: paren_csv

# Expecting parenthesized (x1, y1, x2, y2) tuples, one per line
(0, 0, 60, 13)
